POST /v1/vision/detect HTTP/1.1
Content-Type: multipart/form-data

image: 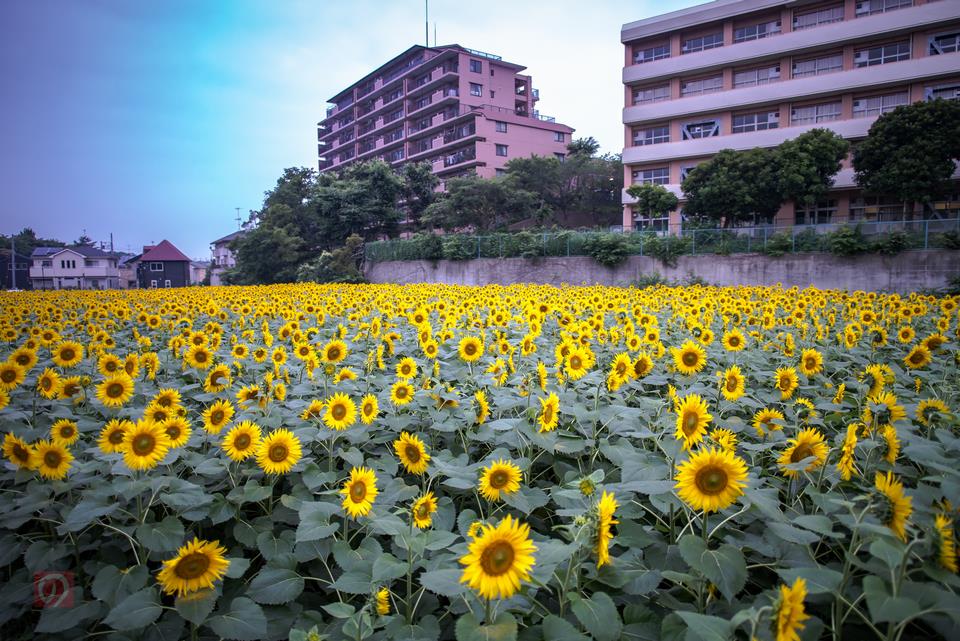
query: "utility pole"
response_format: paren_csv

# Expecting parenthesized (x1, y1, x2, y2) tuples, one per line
(425, 0, 429, 47)
(235, 207, 242, 229)
(9, 236, 15, 289)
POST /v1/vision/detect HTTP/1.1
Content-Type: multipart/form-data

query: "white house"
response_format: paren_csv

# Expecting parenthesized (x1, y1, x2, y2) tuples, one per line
(209, 230, 244, 286)
(30, 246, 120, 290)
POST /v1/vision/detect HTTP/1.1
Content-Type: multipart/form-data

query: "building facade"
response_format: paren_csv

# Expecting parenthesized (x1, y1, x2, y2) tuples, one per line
(209, 230, 243, 286)
(317, 44, 574, 183)
(621, 0, 960, 232)
(133, 240, 192, 289)
(29, 246, 120, 290)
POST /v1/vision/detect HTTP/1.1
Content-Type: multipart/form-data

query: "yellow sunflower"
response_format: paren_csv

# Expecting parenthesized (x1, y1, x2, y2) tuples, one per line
(36, 368, 62, 399)
(675, 447, 749, 513)
(798, 348, 823, 377)
(777, 428, 828, 477)
(411, 491, 438, 529)
(396, 357, 417, 380)
(903, 345, 932, 370)
(633, 354, 653, 378)
(235, 384, 261, 408)
(300, 399, 325, 421)
(33, 439, 73, 480)
(51, 419, 80, 447)
(156, 538, 230, 597)
(341, 466, 379, 518)
(474, 390, 490, 425)
(478, 459, 522, 501)
(3, 433, 35, 469)
(97, 353, 123, 376)
(203, 364, 232, 393)
(360, 394, 379, 425)
(394, 432, 430, 475)
(256, 428, 302, 474)
(202, 399, 234, 434)
(222, 421, 261, 462)
(390, 380, 414, 406)
(98, 418, 132, 454)
(52, 341, 84, 368)
(675, 393, 712, 451)
(719, 365, 745, 401)
(916, 398, 950, 427)
(721, 328, 747, 351)
(774, 367, 799, 400)
(57, 376, 83, 400)
(564, 347, 591, 381)
(537, 392, 560, 433)
(161, 417, 192, 448)
(596, 491, 618, 568)
(874, 471, 912, 542)
(459, 515, 536, 600)
(775, 577, 809, 641)
(321, 339, 348, 363)
(152, 388, 181, 408)
(934, 514, 958, 573)
(95, 373, 135, 408)
(184, 344, 213, 370)
(10, 347, 38, 371)
(880, 424, 899, 465)
(458, 336, 484, 363)
(122, 419, 172, 471)
(0, 362, 25, 391)
(323, 393, 356, 431)
(376, 588, 391, 615)
(672, 340, 707, 375)
(837, 423, 859, 481)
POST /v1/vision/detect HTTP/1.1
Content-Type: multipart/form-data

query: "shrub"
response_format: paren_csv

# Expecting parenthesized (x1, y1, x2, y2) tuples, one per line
(442, 235, 476, 261)
(583, 233, 631, 267)
(873, 229, 911, 255)
(643, 234, 690, 267)
(823, 225, 867, 256)
(762, 232, 793, 257)
(631, 272, 668, 288)
(296, 234, 366, 283)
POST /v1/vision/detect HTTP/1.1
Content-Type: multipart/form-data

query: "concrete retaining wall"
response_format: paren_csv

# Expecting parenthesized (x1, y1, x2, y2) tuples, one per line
(365, 250, 960, 292)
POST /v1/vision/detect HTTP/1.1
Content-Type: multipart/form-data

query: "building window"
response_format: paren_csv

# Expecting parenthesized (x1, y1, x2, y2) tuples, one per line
(796, 200, 837, 225)
(732, 110, 780, 133)
(856, 0, 912, 17)
(150, 280, 158, 288)
(793, 4, 844, 30)
(490, 90, 495, 98)
(853, 91, 909, 117)
(554, 153, 566, 162)
(633, 84, 670, 105)
(495, 144, 508, 157)
(734, 19, 781, 43)
(681, 120, 720, 140)
(854, 41, 910, 67)
(632, 167, 670, 185)
(84, 260, 98, 267)
(791, 102, 842, 124)
(930, 32, 960, 55)
(682, 32, 723, 54)
(469, 59, 482, 73)
(633, 125, 670, 146)
(633, 43, 670, 64)
(41, 260, 52, 267)
(850, 196, 906, 221)
(634, 212, 670, 233)
(469, 83, 482, 97)
(926, 83, 960, 102)
(150, 262, 163, 271)
(679, 165, 700, 182)
(495, 121, 507, 133)
(734, 64, 780, 88)
(680, 75, 723, 97)
(554, 132, 565, 143)
(792, 53, 843, 78)
(164, 280, 172, 287)
(495, 169, 506, 177)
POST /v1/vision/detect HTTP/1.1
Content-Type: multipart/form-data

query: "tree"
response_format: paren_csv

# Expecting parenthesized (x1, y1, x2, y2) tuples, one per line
(681, 148, 782, 227)
(398, 162, 439, 229)
(422, 175, 541, 231)
(227, 225, 304, 284)
(776, 128, 849, 207)
(625, 183, 679, 223)
(0, 228, 65, 257)
(567, 136, 600, 157)
(853, 98, 960, 215)
(75, 234, 94, 246)
(296, 234, 365, 283)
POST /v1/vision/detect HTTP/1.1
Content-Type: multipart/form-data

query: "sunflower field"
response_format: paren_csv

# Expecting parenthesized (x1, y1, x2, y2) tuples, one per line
(0, 283, 958, 641)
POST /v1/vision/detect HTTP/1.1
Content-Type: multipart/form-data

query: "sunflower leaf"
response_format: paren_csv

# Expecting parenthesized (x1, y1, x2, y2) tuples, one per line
(247, 567, 304, 604)
(570, 591, 622, 641)
(207, 596, 267, 640)
(103, 587, 162, 631)
(419, 568, 468, 597)
(455, 611, 517, 641)
(136, 515, 185, 552)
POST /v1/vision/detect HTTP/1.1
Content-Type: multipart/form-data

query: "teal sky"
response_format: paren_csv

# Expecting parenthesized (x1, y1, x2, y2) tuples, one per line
(0, 0, 696, 258)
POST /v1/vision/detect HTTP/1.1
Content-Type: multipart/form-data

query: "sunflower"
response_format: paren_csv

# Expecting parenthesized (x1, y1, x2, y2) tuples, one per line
(865, 391, 906, 429)
(123, 354, 139, 377)
(36, 368, 61, 399)
(203, 364, 232, 393)
(537, 392, 560, 433)
(300, 399, 325, 421)
(411, 491, 438, 529)
(0, 362, 25, 391)
(774, 367, 799, 400)
(837, 423, 859, 481)
(323, 393, 356, 431)
(52, 341, 84, 368)
(98, 418, 131, 454)
(122, 419, 172, 471)
(334, 368, 356, 384)
(675, 447, 749, 513)
(459, 515, 536, 600)
(458, 336, 484, 363)
(394, 432, 430, 475)
(880, 424, 899, 465)
(33, 439, 72, 480)
(390, 380, 414, 406)
(97, 353, 123, 376)
(376, 587, 391, 616)
(95, 373, 135, 408)
(184, 344, 214, 370)
(874, 471, 912, 542)
(798, 348, 823, 377)
(10, 347, 38, 370)
(934, 514, 958, 573)
(321, 339, 348, 363)
(222, 421, 261, 462)
(161, 417, 192, 448)
(565, 347, 591, 380)
(709, 428, 737, 453)
(675, 393, 712, 451)
(474, 390, 489, 425)
(479, 459, 522, 501)
(633, 354, 653, 378)
(608, 352, 634, 384)
(775, 577, 809, 641)
(903, 345, 932, 370)
(595, 491, 618, 568)
(860, 364, 886, 397)
(672, 340, 707, 375)
(897, 325, 915, 344)
(0, 388, 7, 411)
(341, 466, 379, 518)
(3, 433, 34, 469)
(719, 365, 745, 401)
(360, 394, 379, 425)
(156, 538, 230, 597)
(921, 333, 948, 352)
(832, 382, 846, 405)
(57, 376, 83, 400)
(916, 398, 950, 427)
(256, 428, 302, 474)
(236, 384, 261, 408)
(777, 428, 828, 477)
(396, 357, 417, 380)
(51, 419, 80, 447)
(202, 399, 234, 434)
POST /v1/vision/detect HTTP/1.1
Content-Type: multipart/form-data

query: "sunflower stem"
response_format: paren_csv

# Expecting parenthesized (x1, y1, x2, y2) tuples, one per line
(406, 515, 414, 624)
(701, 510, 709, 545)
(484, 598, 492, 624)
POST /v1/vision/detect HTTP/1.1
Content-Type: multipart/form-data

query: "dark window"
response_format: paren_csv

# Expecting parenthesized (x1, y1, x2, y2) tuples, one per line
(930, 32, 960, 55)
(496, 144, 508, 157)
(495, 121, 507, 133)
(632, 167, 669, 184)
(633, 43, 669, 64)
(470, 59, 482, 73)
(554, 132, 565, 143)
(554, 153, 566, 162)
(469, 83, 482, 97)
(682, 32, 723, 54)
(150, 262, 163, 271)
(854, 41, 910, 67)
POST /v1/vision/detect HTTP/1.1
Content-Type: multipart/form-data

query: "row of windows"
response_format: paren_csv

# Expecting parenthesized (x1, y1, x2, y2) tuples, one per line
(631, 1, 916, 64)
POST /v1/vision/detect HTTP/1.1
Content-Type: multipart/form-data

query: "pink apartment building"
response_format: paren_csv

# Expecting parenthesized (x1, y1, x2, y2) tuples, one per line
(620, 0, 960, 233)
(317, 45, 574, 183)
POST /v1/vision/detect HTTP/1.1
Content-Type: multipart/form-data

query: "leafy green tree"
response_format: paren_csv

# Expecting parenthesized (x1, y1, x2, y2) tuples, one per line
(625, 183, 679, 224)
(422, 175, 541, 231)
(399, 162, 439, 229)
(681, 148, 781, 227)
(567, 136, 600, 157)
(853, 98, 960, 215)
(0, 228, 66, 257)
(314, 160, 404, 243)
(296, 234, 365, 283)
(227, 225, 304, 284)
(776, 128, 849, 207)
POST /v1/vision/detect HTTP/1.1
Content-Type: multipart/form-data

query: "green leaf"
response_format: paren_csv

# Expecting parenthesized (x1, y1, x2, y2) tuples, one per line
(175, 589, 218, 626)
(570, 591, 622, 641)
(419, 568, 468, 597)
(455, 611, 518, 641)
(295, 510, 338, 543)
(776, 567, 843, 595)
(35, 589, 101, 633)
(501, 486, 549, 512)
(676, 611, 734, 641)
(793, 515, 838, 537)
(322, 602, 357, 618)
(862, 575, 920, 624)
(207, 597, 268, 640)
(767, 521, 820, 545)
(136, 516, 185, 552)
(247, 567, 304, 604)
(870, 538, 905, 569)
(103, 587, 162, 631)
(677, 536, 747, 601)
(541, 614, 589, 641)
(373, 553, 408, 582)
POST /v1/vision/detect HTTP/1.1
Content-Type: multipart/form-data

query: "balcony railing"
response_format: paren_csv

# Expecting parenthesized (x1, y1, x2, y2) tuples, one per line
(443, 147, 477, 167)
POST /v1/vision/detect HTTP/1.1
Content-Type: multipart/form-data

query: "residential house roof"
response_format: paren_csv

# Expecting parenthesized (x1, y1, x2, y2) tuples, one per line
(212, 230, 245, 245)
(31, 245, 114, 259)
(139, 240, 191, 262)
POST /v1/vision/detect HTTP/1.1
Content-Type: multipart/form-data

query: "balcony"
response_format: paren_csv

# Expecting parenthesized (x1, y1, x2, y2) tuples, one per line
(407, 66, 459, 97)
(442, 146, 477, 167)
(407, 87, 459, 119)
(408, 104, 478, 140)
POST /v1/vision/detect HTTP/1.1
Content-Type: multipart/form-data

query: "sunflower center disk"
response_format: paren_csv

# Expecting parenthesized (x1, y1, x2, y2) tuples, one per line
(108, 383, 124, 397)
(350, 482, 367, 502)
(44, 451, 61, 467)
(133, 434, 156, 455)
(174, 553, 211, 580)
(211, 411, 224, 424)
(405, 445, 421, 463)
(14, 445, 29, 460)
(490, 471, 509, 489)
(790, 444, 813, 463)
(726, 378, 737, 392)
(695, 466, 728, 496)
(480, 541, 516, 576)
(682, 352, 697, 367)
(269, 445, 288, 462)
(234, 434, 251, 449)
(332, 405, 346, 420)
(109, 430, 125, 445)
(682, 413, 699, 436)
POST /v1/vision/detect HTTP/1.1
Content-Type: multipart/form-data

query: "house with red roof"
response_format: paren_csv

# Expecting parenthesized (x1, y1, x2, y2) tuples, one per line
(132, 240, 192, 288)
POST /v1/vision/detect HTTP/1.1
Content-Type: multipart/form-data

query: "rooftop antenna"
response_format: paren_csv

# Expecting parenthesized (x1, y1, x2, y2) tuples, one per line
(9, 236, 15, 289)
(434, 22, 437, 47)
(235, 207, 242, 229)
(425, 0, 429, 47)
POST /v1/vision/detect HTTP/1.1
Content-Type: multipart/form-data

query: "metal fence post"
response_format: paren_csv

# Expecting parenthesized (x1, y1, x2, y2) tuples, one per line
(639, 233, 644, 257)
(566, 236, 570, 256)
(691, 230, 696, 255)
(477, 236, 481, 259)
(543, 233, 547, 256)
(924, 220, 929, 249)
(791, 228, 796, 253)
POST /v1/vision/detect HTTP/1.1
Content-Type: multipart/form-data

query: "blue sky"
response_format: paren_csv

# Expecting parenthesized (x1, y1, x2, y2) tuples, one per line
(0, 0, 696, 258)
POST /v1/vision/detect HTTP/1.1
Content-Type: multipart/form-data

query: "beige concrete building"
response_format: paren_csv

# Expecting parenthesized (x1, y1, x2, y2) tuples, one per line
(620, 0, 960, 232)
